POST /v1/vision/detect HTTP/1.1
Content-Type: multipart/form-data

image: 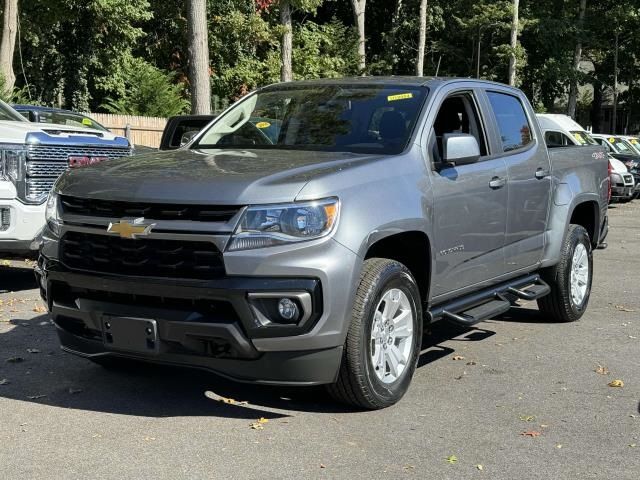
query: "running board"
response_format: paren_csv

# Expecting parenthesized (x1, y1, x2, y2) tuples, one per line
(429, 274, 550, 327)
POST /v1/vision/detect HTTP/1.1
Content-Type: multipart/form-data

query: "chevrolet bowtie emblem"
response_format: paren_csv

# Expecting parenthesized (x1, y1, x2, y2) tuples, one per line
(107, 218, 155, 239)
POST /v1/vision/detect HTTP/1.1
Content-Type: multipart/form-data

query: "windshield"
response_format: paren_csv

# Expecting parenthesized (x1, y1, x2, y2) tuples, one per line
(570, 131, 597, 146)
(0, 100, 28, 122)
(36, 111, 109, 132)
(195, 84, 428, 154)
(625, 137, 640, 155)
(609, 137, 636, 154)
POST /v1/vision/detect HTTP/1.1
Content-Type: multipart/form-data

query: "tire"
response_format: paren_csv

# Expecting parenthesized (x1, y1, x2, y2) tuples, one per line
(327, 258, 423, 410)
(537, 225, 593, 322)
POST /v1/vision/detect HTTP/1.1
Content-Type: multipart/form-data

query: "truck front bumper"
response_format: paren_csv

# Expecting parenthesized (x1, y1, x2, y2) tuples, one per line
(36, 236, 360, 385)
(0, 197, 45, 252)
(611, 185, 634, 201)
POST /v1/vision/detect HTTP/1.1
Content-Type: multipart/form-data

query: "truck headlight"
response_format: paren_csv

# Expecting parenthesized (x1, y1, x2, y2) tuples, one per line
(0, 146, 26, 182)
(45, 192, 61, 233)
(227, 198, 339, 251)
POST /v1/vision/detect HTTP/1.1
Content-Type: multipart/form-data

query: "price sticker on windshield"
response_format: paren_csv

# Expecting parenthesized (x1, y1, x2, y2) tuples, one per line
(255, 121, 271, 129)
(387, 93, 413, 102)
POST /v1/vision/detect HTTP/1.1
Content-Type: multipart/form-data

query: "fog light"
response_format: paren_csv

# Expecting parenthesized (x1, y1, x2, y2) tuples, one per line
(278, 298, 299, 321)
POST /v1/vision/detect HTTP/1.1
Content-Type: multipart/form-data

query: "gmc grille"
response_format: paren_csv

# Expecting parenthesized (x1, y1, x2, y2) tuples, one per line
(60, 195, 239, 222)
(60, 231, 225, 279)
(23, 145, 130, 204)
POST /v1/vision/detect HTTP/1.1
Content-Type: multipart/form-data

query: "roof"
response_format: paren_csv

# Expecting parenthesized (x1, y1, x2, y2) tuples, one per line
(536, 114, 586, 133)
(261, 76, 517, 90)
(12, 105, 80, 114)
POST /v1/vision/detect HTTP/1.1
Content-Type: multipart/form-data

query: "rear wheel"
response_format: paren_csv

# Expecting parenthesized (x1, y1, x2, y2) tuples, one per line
(537, 225, 593, 322)
(327, 258, 423, 409)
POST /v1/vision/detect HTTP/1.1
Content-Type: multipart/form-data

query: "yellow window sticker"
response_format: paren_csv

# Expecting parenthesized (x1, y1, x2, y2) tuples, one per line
(387, 93, 413, 102)
(630, 139, 638, 144)
(82, 118, 93, 126)
(255, 121, 271, 129)
(609, 137, 616, 143)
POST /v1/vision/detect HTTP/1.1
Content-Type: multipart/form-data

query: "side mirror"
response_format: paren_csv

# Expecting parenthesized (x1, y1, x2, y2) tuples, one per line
(180, 130, 198, 146)
(443, 133, 481, 166)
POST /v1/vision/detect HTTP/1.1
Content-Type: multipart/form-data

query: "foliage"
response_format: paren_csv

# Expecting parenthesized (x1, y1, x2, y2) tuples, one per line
(100, 58, 189, 117)
(4, 0, 639, 131)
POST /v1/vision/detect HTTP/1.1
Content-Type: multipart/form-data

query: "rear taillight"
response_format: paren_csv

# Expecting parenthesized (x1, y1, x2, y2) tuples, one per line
(608, 160, 612, 202)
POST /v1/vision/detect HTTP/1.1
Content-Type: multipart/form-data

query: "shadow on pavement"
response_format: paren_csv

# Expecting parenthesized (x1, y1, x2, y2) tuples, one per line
(0, 265, 38, 293)
(0, 311, 502, 418)
(492, 306, 552, 324)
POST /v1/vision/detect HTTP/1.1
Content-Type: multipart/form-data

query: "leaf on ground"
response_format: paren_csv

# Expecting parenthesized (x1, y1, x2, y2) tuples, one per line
(466, 361, 477, 365)
(629, 444, 637, 448)
(520, 430, 542, 437)
(595, 365, 609, 375)
(33, 305, 47, 313)
(614, 305, 635, 312)
(27, 348, 40, 354)
(0, 260, 11, 267)
(452, 355, 465, 361)
(26, 394, 46, 399)
(143, 436, 156, 441)
(320, 464, 326, 469)
(519, 415, 536, 422)
(6, 356, 24, 363)
(68, 388, 83, 394)
(445, 455, 458, 464)
(476, 464, 484, 470)
(608, 379, 624, 388)
(0, 378, 9, 385)
(402, 465, 415, 471)
(250, 417, 269, 430)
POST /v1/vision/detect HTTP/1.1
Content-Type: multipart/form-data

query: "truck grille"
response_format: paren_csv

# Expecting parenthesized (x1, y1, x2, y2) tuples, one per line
(60, 231, 225, 279)
(60, 195, 239, 222)
(23, 145, 130, 204)
(623, 174, 634, 186)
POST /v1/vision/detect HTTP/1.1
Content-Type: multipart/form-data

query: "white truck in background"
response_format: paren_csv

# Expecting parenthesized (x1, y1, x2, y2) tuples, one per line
(0, 100, 131, 253)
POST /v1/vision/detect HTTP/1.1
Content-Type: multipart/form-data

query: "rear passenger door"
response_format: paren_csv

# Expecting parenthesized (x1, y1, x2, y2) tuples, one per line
(484, 90, 552, 272)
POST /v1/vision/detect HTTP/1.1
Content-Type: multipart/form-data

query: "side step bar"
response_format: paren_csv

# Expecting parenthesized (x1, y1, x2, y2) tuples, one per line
(429, 274, 550, 328)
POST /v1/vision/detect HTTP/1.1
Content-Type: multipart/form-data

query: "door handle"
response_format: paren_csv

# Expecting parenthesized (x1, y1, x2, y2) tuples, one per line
(489, 176, 506, 189)
(535, 168, 550, 179)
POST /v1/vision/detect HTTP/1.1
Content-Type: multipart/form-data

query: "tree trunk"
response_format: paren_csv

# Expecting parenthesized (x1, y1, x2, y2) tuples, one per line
(507, 0, 519, 86)
(612, 29, 619, 133)
(416, 0, 428, 76)
(187, 0, 211, 114)
(567, 0, 586, 119)
(350, 0, 367, 73)
(0, 0, 18, 91)
(590, 81, 603, 133)
(280, 1, 293, 82)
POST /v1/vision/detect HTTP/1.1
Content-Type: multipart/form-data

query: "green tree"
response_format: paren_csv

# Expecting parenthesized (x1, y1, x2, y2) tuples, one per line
(101, 58, 189, 117)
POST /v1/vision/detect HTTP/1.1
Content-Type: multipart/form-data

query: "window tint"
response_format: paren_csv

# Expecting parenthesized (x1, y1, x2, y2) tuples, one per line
(545, 131, 569, 148)
(487, 92, 533, 152)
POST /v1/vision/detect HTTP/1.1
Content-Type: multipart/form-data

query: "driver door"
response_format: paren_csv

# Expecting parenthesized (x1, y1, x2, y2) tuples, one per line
(428, 89, 508, 300)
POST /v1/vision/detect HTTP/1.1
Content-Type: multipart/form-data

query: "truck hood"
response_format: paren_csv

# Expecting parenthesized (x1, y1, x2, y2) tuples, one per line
(609, 156, 630, 174)
(55, 148, 384, 205)
(0, 119, 121, 143)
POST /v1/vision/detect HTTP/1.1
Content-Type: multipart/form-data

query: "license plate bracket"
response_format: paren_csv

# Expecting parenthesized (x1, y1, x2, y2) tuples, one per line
(101, 315, 159, 354)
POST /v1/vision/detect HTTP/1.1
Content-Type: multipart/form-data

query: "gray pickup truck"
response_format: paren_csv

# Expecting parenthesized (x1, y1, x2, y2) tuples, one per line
(36, 78, 608, 409)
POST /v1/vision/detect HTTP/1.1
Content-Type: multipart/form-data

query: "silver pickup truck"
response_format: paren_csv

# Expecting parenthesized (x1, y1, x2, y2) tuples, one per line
(36, 78, 609, 409)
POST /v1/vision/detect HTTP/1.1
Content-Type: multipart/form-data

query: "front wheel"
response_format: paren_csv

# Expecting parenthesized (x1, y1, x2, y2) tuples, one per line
(537, 225, 593, 322)
(327, 258, 423, 409)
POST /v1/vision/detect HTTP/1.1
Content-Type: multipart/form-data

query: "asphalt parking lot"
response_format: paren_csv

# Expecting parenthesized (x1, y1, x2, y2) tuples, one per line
(1, 203, 639, 480)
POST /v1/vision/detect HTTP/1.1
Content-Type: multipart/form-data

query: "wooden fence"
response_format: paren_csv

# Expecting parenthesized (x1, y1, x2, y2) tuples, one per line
(85, 113, 167, 148)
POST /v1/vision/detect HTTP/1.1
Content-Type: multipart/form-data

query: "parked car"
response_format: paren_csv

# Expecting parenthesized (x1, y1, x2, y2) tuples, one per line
(536, 115, 635, 203)
(589, 134, 638, 201)
(12, 105, 109, 132)
(0, 100, 131, 253)
(37, 78, 608, 409)
(618, 135, 640, 156)
(536, 114, 598, 148)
